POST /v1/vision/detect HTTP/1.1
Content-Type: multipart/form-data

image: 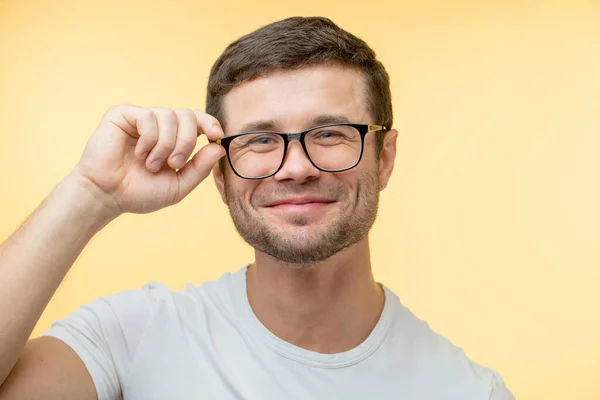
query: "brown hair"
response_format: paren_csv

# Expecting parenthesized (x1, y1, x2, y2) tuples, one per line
(206, 16, 393, 163)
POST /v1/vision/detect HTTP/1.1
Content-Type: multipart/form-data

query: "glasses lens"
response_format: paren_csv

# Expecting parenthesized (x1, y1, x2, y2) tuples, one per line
(229, 133, 285, 178)
(305, 125, 362, 171)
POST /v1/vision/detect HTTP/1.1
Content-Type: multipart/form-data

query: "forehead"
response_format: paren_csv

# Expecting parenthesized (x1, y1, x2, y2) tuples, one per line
(222, 64, 368, 133)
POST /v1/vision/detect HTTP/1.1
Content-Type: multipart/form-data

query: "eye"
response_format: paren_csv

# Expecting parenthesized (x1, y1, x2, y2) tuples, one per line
(309, 129, 350, 143)
(248, 135, 277, 145)
(316, 130, 344, 139)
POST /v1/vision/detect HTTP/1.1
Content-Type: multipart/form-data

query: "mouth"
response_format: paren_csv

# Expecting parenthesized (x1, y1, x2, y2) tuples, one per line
(264, 197, 336, 214)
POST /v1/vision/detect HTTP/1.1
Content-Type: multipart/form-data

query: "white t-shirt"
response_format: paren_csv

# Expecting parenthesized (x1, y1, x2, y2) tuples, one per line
(44, 265, 515, 400)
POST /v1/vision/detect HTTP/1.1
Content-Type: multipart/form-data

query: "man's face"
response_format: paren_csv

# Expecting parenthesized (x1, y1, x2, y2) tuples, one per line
(214, 64, 392, 265)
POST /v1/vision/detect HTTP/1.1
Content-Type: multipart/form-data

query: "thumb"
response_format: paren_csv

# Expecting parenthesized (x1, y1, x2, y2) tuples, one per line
(176, 143, 226, 201)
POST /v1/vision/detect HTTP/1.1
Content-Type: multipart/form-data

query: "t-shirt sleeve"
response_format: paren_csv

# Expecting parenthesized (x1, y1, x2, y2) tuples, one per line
(42, 285, 158, 400)
(488, 372, 516, 400)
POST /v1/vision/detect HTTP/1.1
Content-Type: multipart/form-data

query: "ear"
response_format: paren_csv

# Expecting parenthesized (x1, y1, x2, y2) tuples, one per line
(212, 163, 228, 204)
(378, 129, 398, 190)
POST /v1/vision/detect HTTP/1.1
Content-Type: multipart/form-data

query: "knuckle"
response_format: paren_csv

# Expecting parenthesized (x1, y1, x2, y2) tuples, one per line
(104, 104, 130, 119)
(138, 108, 156, 122)
(107, 104, 122, 115)
(174, 108, 194, 119)
(155, 107, 177, 121)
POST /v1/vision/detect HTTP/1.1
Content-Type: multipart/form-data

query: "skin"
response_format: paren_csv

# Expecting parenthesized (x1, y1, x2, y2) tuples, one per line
(213, 65, 399, 353)
(0, 64, 397, 399)
(0, 106, 226, 399)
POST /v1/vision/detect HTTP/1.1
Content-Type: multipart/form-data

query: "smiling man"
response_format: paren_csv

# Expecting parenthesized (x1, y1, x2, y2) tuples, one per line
(0, 17, 514, 400)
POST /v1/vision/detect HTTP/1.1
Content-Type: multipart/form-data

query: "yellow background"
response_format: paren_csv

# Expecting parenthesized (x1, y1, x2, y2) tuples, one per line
(1, 0, 599, 398)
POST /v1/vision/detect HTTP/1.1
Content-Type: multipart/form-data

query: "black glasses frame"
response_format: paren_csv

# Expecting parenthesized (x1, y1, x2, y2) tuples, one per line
(211, 123, 388, 180)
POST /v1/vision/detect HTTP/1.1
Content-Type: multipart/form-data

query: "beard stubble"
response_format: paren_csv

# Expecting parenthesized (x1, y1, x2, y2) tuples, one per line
(224, 171, 380, 265)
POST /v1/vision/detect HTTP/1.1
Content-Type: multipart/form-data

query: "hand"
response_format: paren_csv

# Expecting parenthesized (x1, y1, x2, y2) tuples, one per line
(72, 104, 225, 216)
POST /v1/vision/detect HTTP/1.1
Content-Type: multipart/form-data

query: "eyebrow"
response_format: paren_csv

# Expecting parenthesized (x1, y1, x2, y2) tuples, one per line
(237, 114, 353, 134)
(238, 120, 278, 133)
(311, 114, 352, 126)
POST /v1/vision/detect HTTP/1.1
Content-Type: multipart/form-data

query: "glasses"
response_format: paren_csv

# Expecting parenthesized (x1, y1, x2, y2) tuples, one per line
(211, 123, 387, 180)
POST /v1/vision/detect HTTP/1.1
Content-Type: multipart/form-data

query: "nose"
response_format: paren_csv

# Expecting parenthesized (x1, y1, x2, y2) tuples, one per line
(273, 140, 321, 184)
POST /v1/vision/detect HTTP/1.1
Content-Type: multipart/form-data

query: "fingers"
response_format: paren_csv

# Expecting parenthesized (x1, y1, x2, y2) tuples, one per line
(176, 143, 226, 201)
(109, 105, 225, 174)
(131, 109, 159, 161)
(144, 108, 178, 172)
(105, 105, 159, 160)
(192, 110, 224, 142)
(173, 111, 225, 198)
(167, 109, 197, 169)
(148, 108, 223, 173)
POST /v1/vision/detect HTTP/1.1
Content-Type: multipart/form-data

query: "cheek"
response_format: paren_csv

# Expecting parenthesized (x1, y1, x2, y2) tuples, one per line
(357, 154, 381, 185)
(341, 168, 380, 201)
(337, 153, 377, 184)
(224, 178, 259, 205)
(360, 142, 379, 165)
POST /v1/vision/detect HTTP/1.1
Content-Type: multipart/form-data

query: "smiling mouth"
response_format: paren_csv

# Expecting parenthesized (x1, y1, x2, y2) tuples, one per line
(266, 196, 336, 207)
(266, 201, 335, 213)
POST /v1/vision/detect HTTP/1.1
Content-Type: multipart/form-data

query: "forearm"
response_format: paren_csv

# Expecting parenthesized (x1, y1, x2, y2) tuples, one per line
(0, 173, 116, 385)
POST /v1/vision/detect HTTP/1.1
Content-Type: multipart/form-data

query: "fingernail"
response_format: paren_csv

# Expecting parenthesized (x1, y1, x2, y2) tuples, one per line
(139, 151, 148, 159)
(150, 159, 163, 171)
(171, 154, 185, 167)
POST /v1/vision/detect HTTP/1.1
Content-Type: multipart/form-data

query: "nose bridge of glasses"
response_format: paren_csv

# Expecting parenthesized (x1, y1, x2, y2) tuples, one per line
(278, 131, 317, 172)
(279, 132, 307, 157)
(282, 132, 309, 158)
(283, 132, 302, 142)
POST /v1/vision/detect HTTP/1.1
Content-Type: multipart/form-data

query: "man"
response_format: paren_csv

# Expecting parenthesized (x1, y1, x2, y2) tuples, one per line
(0, 17, 514, 400)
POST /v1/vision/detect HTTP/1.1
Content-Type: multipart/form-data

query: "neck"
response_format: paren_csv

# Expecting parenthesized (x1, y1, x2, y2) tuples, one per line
(246, 237, 385, 354)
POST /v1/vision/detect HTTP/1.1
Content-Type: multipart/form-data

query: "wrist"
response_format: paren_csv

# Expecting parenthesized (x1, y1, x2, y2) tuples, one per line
(57, 171, 122, 231)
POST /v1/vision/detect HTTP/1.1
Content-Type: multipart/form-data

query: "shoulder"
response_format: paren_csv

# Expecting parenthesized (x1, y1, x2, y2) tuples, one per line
(383, 288, 514, 399)
(126, 268, 243, 324)
(48, 267, 244, 342)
